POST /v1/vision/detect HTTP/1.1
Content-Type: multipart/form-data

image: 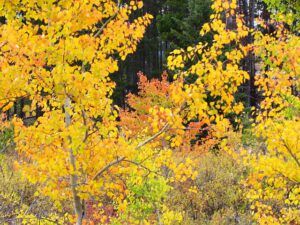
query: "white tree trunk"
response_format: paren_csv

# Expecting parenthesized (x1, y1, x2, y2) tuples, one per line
(64, 97, 84, 225)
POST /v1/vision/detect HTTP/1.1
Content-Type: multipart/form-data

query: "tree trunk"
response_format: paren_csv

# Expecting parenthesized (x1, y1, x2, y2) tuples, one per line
(64, 97, 84, 225)
(248, 0, 256, 107)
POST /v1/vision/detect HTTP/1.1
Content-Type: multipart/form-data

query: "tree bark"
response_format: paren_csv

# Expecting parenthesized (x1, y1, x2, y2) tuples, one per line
(65, 97, 84, 225)
(248, 0, 256, 107)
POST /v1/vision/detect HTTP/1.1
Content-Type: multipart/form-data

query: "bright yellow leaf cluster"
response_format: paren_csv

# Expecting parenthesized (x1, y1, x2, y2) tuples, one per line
(0, 0, 155, 223)
(167, 0, 249, 145)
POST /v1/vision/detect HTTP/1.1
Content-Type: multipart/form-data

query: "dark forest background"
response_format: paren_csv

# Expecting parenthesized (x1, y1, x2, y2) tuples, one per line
(112, 0, 274, 109)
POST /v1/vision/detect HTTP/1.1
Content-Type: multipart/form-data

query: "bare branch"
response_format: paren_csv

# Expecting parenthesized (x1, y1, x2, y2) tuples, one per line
(136, 123, 170, 149)
(281, 138, 300, 168)
(93, 9, 119, 38)
(92, 123, 170, 180)
(0, 41, 8, 49)
(93, 0, 123, 38)
(81, 109, 89, 143)
(92, 156, 126, 181)
(123, 159, 161, 176)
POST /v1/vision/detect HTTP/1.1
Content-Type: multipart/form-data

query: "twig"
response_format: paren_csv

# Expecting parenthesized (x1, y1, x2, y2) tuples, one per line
(136, 123, 170, 149)
(281, 138, 300, 168)
(123, 159, 161, 176)
(92, 156, 126, 181)
(93, 0, 121, 39)
(93, 123, 170, 180)
(0, 41, 8, 48)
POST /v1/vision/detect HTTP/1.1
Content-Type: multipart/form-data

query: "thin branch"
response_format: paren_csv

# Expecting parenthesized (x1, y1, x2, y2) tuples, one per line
(281, 138, 300, 168)
(92, 123, 170, 180)
(122, 159, 161, 176)
(0, 101, 11, 112)
(93, 13, 117, 38)
(93, 3, 120, 38)
(81, 109, 89, 143)
(92, 156, 125, 181)
(0, 41, 8, 48)
(0, 94, 29, 103)
(93, 0, 122, 38)
(136, 123, 170, 149)
(273, 167, 299, 184)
